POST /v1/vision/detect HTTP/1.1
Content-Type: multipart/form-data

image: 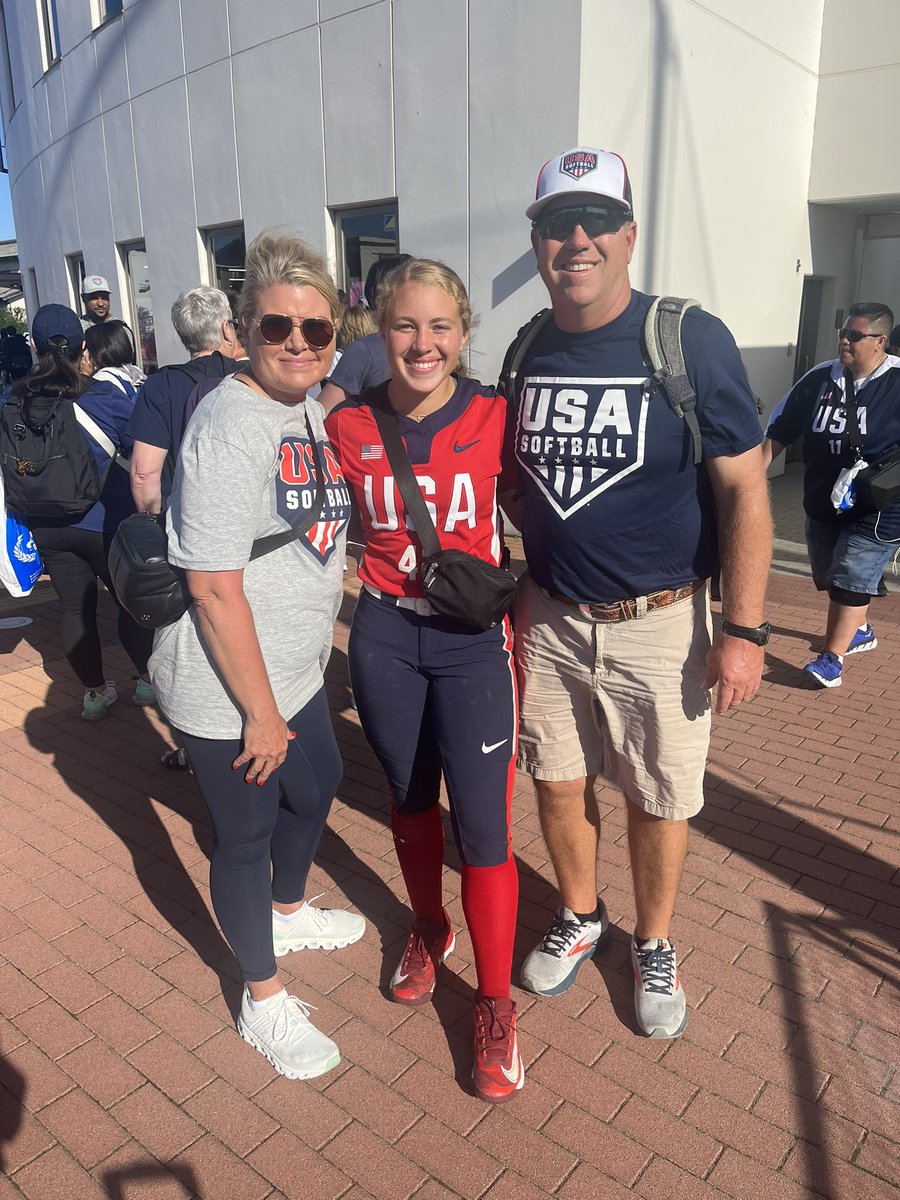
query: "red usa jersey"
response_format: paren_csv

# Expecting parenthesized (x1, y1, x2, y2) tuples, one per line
(326, 378, 513, 597)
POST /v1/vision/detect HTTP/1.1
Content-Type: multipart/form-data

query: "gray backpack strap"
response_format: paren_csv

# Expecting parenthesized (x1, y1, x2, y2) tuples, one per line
(643, 296, 703, 465)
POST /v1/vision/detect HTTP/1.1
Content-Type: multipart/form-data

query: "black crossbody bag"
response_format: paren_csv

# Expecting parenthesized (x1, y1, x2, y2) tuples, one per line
(108, 414, 327, 628)
(371, 405, 517, 631)
(842, 368, 900, 514)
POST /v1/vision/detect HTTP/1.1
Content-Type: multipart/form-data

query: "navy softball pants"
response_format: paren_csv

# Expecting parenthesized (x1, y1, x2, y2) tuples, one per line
(177, 687, 342, 982)
(348, 589, 517, 866)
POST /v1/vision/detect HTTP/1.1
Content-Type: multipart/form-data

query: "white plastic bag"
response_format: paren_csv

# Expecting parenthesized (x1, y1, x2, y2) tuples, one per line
(831, 458, 869, 514)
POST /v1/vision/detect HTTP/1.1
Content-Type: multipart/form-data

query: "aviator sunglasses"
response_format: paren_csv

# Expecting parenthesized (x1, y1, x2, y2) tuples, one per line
(838, 327, 883, 344)
(532, 204, 632, 241)
(254, 314, 335, 348)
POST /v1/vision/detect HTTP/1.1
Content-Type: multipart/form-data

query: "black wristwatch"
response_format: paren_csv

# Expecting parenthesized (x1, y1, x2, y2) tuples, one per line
(721, 619, 771, 646)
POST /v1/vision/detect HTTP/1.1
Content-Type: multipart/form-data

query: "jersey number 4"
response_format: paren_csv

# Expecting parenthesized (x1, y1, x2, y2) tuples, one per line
(398, 545, 418, 578)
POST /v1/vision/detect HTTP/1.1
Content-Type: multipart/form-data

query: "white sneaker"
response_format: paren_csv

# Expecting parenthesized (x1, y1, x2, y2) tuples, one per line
(520, 902, 610, 996)
(631, 935, 688, 1038)
(82, 682, 117, 721)
(272, 896, 366, 957)
(237, 989, 340, 1079)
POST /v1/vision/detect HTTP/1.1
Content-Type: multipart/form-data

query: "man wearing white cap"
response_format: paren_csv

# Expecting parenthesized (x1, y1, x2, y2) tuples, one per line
(81, 273, 114, 330)
(505, 147, 771, 1038)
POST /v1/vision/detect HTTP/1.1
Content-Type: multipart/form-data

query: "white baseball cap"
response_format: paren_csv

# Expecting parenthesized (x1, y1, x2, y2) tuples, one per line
(526, 147, 633, 221)
(82, 273, 110, 295)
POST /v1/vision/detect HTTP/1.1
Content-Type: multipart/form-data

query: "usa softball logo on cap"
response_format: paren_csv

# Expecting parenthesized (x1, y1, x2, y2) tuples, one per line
(560, 151, 597, 180)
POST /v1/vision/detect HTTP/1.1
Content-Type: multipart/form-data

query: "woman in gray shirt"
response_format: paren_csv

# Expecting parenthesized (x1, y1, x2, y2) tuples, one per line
(150, 232, 363, 1081)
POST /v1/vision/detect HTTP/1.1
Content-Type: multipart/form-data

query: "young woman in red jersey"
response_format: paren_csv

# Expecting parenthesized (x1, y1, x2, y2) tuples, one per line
(326, 259, 522, 1103)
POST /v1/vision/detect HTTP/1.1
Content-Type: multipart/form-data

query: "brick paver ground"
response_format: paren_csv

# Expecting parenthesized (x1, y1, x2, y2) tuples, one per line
(0, 467, 897, 1198)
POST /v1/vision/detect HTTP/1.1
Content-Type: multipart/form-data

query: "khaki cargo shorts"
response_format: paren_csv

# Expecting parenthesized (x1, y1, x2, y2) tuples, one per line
(515, 573, 712, 819)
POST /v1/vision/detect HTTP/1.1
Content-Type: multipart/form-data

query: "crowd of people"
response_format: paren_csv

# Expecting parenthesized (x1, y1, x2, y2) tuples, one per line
(2, 143, 898, 1104)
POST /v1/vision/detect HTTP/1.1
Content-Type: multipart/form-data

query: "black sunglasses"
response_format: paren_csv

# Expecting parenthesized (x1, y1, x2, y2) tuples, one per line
(255, 314, 335, 349)
(532, 204, 631, 241)
(838, 327, 883, 344)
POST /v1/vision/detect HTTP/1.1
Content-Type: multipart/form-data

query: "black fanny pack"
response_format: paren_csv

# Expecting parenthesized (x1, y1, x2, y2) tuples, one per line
(841, 369, 900, 514)
(108, 413, 327, 628)
(372, 405, 517, 631)
(854, 445, 900, 513)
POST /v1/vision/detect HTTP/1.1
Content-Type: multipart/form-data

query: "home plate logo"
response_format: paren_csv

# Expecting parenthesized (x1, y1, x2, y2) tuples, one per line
(561, 151, 597, 179)
(515, 376, 650, 519)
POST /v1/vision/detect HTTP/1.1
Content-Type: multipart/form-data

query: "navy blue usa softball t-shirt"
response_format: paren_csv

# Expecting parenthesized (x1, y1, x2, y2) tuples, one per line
(512, 290, 763, 603)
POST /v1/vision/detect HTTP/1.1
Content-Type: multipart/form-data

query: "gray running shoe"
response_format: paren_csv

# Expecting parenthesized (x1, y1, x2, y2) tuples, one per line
(520, 902, 609, 996)
(273, 898, 365, 956)
(82, 682, 117, 720)
(238, 989, 340, 1079)
(631, 935, 687, 1038)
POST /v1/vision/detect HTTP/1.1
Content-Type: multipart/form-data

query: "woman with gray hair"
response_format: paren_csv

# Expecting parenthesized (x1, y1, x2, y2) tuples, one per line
(149, 232, 363, 1080)
(128, 285, 240, 515)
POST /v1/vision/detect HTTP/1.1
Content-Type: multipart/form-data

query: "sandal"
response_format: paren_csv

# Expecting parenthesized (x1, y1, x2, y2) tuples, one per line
(161, 747, 191, 771)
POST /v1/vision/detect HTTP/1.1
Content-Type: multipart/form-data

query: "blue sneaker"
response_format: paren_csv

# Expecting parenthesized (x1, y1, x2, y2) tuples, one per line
(803, 651, 843, 688)
(845, 625, 877, 655)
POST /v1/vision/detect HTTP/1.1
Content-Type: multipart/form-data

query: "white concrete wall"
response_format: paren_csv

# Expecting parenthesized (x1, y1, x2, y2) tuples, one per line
(578, 0, 825, 417)
(810, 0, 900, 207)
(2, 0, 582, 372)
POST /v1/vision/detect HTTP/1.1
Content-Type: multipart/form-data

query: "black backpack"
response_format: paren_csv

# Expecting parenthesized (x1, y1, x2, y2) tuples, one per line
(0, 391, 125, 520)
(498, 296, 705, 464)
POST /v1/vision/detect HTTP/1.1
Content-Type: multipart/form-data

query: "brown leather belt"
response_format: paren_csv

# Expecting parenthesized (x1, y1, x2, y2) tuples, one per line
(538, 577, 704, 622)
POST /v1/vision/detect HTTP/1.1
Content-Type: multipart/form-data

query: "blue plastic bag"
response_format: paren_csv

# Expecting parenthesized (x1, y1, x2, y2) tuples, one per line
(0, 472, 42, 597)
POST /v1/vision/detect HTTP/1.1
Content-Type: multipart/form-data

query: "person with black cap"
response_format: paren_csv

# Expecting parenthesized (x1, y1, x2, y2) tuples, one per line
(6, 304, 154, 718)
(504, 147, 771, 1040)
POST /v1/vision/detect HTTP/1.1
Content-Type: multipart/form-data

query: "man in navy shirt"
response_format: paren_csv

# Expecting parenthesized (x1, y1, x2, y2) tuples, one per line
(128, 286, 239, 513)
(506, 147, 771, 1038)
(765, 302, 900, 688)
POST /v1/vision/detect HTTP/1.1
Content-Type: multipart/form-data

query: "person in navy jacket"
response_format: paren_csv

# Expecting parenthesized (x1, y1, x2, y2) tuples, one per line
(12, 305, 153, 719)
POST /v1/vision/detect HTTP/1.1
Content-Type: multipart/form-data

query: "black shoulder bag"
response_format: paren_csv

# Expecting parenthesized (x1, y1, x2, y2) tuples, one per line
(842, 368, 900, 514)
(108, 413, 327, 628)
(371, 405, 517, 631)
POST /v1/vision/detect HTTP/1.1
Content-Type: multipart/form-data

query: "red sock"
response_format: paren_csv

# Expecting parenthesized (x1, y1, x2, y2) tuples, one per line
(391, 805, 444, 924)
(461, 856, 519, 999)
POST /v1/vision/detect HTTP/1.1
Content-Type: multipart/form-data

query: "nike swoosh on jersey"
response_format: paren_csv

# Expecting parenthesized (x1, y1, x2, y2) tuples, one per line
(453, 440, 479, 453)
(481, 739, 508, 754)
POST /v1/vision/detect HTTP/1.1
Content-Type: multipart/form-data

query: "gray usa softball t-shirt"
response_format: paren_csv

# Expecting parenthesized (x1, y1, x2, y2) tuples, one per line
(149, 376, 352, 738)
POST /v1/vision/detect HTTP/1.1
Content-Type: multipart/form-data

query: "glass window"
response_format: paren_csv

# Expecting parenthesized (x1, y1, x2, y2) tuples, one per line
(334, 205, 399, 305)
(97, 0, 123, 21)
(38, 0, 61, 66)
(66, 253, 85, 313)
(205, 224, 246, 296)
(121, 243, 156, 373)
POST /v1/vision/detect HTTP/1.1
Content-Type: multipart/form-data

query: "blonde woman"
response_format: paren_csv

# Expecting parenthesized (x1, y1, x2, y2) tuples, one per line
(326, 259, 522, 1102)
(150, 232, 363, 1080)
